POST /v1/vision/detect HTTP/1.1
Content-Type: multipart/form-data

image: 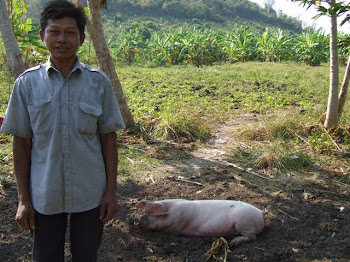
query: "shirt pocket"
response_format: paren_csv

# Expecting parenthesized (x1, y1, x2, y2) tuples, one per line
(28, 101, 53, 135)
(78, 102, 102, 135)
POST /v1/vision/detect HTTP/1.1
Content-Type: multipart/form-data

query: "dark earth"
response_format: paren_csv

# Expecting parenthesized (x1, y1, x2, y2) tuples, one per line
(1, 115, 350, 261)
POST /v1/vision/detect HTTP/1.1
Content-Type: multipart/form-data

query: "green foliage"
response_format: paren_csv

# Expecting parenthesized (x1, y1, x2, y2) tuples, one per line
(16, 22, 48, 67)
(254, 28, 290, 62)
(181, 28, 222, 66)
(338, 33, 350, 63)
(305, 125, 350, 153)
(308, 132, 333, 152)
(293, 30, 329, 66)
(111, 28, 146, 64)
(5, 0, 47, 67)
(0, 134, 13, 179)
(108, 27, 332, 66)
(147, 29, 188, 66)
(8, 0, 27, 24)
(77, 38, 98, 66)
(3, 0, 340, 68)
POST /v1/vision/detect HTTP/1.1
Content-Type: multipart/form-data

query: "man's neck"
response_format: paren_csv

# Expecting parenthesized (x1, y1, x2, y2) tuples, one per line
(51, 56, 77, 78)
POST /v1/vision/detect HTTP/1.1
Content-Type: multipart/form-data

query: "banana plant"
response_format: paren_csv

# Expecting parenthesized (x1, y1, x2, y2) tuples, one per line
(255, 29, 274, 62)
(147, 29, 188, 65)
(269, 29, 291, 62)
(293, 29, 329, 66)
(255, 28, 290, 62)
(112, 28, 145, 64)
(223, 27, 254, 63)
(146, 31, 170, 65)
(182, 28, 222, 67)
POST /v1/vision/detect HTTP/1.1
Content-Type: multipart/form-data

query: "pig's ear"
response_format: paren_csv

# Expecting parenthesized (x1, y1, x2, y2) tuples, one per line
(145, 203, 169, 216)
(136, 200, 149, 209)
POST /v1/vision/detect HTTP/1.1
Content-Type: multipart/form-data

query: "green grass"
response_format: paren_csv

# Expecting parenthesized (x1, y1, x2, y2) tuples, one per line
(118, 62, 336, 125)
(0, 71, 12, 116)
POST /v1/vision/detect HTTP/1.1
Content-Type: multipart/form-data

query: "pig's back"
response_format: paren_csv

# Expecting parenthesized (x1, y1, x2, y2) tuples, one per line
(178, 200, 263, 237)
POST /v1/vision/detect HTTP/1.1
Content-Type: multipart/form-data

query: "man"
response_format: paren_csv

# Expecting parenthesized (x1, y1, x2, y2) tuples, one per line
(1, 0, 125, 261)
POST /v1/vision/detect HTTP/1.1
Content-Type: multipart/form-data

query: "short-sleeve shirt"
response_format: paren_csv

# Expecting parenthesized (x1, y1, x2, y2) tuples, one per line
(1, 58, 125, 215)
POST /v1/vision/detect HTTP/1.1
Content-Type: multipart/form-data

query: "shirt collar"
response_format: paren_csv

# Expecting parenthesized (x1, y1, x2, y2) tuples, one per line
(45, 57, 83, 75)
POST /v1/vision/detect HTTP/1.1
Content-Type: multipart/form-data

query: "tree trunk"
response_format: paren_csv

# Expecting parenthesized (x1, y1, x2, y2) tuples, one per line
(324, 0, 339, 129)
(0, 0, 26, 79)
(85, 0, 135, 128)
(338, 56, 350, 118)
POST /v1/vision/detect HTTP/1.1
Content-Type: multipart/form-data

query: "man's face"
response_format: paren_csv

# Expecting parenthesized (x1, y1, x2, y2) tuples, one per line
(40, 17, 85, 64)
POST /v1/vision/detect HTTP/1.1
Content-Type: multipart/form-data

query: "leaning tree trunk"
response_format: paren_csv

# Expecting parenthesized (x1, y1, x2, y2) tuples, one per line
(324, 0, 340, 130)
(338, 56, 350, 118)
(85, 0, 135, 128)
(0, 0, 26, 79)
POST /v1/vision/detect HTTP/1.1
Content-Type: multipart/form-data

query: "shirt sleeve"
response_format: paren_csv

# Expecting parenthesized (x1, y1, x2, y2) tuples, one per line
(1, 78, 33, 137)
(97, 76, 126, 134)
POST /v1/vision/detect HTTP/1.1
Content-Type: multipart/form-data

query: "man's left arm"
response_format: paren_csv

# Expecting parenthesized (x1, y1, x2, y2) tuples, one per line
(99, 132, 118, 223)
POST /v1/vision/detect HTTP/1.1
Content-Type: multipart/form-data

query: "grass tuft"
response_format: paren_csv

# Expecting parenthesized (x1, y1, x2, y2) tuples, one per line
(250, 142, 311, 175)
(238, 111, 306, 142)
(229, 112, 313, 176)
(142, 109, 212, 141)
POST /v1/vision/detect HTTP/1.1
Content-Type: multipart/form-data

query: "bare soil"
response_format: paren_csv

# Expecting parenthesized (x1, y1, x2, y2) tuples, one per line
(1, 114, 350, 262)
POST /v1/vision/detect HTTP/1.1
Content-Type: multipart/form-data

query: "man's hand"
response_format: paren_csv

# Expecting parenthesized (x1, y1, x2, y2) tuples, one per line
(13, 136, 34, 231)
(16, 200, 36, 230)
(99, 192, 118, 223)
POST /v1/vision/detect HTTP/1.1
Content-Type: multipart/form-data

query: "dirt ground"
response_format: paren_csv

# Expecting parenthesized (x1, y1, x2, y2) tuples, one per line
(1, 114, 350, 262)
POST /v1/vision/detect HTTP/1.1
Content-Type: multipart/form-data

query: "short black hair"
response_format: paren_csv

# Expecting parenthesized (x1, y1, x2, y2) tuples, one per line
(40, 0, 87, 35)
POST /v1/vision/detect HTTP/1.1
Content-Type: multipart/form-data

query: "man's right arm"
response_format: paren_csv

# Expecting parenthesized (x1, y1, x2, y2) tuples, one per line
(13, 136, 35, 230)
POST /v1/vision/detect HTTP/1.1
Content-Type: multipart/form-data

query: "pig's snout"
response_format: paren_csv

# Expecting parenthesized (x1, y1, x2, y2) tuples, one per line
(138, 215, 150, 228)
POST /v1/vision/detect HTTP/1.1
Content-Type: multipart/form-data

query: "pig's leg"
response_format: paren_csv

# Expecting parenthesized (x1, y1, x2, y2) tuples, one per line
(229, 221, 257, 247)
(229, 234, 257, 247)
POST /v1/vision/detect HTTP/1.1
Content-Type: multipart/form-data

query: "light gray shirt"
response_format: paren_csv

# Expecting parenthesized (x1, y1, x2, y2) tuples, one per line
(1, 58, 125, 215)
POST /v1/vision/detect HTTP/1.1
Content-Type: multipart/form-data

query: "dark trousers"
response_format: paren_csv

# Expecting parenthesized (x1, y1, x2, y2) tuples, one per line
(32, 206, 103, 262)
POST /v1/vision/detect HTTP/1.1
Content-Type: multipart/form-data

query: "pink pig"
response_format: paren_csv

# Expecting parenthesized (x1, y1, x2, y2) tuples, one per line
(136, 199, 265, 247)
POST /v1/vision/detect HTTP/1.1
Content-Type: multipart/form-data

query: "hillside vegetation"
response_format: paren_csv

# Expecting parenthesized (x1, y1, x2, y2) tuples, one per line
(104, 0, 304, 33)
(25, 0, 304, 34)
